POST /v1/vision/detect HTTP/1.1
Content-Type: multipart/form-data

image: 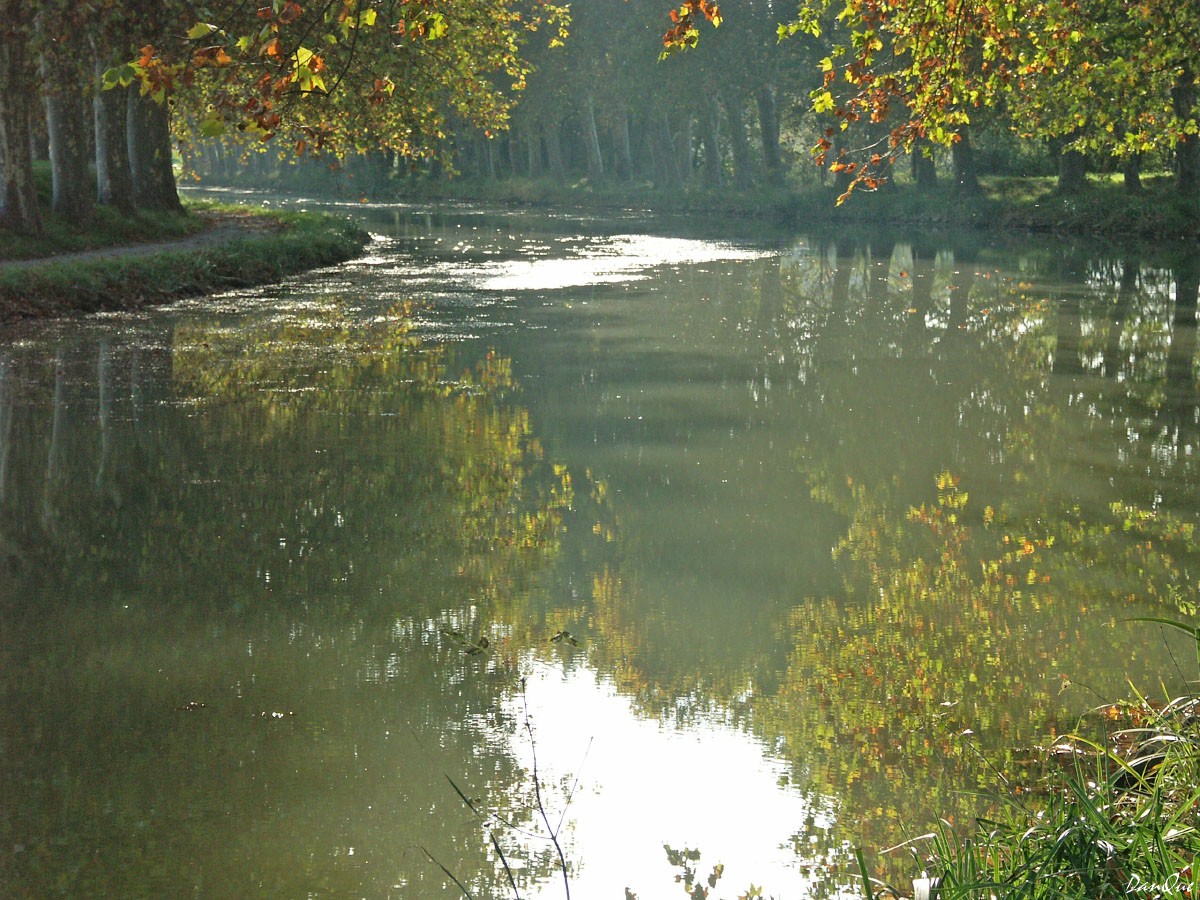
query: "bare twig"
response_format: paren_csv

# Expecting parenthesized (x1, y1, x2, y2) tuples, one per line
(522, 683, 572, 900)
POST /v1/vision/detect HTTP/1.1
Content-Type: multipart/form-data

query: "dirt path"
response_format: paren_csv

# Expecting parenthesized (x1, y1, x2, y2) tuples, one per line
(0, 211, 285, 271)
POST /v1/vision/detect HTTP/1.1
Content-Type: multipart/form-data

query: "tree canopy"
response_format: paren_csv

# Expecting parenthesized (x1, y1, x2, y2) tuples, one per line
(793, 0, 1200, 198)
(0, 0, 568, 234)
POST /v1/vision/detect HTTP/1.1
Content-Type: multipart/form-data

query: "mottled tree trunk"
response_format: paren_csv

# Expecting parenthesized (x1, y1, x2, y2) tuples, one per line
(1055, 134, 1087, 194)
(544, 121, 566, 182)
(127, 89, 182, 212)
(524, 127, 541, 176)
(613, 112, 633, 182)
(951, 126, 981, 195)
(1172, 68, 1199, 196)
(42, 51, 94, 221)
(1122, 153, 1143, 194)
(582, 93, 604, 182)
(94, 67, 135, 212)
(656, 111, 684, 191)
(0, 11, 42, 235)
(910, 138, 937, 191)
(505, 133, 519, 177)
(482, 136, 497, 180)
(701, 95, 723, 186)
(676, 112, 694, 183)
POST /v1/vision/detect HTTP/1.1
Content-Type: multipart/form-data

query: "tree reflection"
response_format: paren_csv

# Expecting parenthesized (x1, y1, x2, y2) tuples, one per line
(578, 234, 1200, 887)
(0, 302, 599, 898)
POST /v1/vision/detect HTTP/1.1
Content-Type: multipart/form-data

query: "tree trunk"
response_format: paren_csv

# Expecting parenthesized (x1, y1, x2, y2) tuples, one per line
(544, 121, 566, 182)
(94, 69, 135, 212)
(42, 50, 94, 222)
(1055, 135, 1087, 194)
(126, 89, 182, 212)
(582, 93, 604, 182)
(756, 82, 783, 185)
(1172, 67, 1199, 196)
(724, 92, 754, 190)
(910, 138, 937, 191)
(951, 126, 981, 195)
(676, 112, 694, 184)
(613, 111, 633, 182)
(1122, 152, 1143, 194)
(483, 136, 496, 180)
(524, 127, 541, 176)
(656, 111, 684, 191)
(701, 95, 723, 186)
(0, 11, 42, 235)
(505, 133, 519, 177)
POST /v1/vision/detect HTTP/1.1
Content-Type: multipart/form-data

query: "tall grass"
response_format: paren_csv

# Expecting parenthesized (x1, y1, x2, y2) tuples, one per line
(861, 621, 1200, 899)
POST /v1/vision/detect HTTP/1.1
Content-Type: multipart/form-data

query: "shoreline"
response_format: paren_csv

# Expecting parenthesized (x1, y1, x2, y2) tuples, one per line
(0, 205, 370, 329)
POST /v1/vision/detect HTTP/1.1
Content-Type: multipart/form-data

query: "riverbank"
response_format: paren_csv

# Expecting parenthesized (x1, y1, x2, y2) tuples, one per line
(208, 165, 1200, 242)
(0, 202, 370, 327)
(406, 174, 1200, 241)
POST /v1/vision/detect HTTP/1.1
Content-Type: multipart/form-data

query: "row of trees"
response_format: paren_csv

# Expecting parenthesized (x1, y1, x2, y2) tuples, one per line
(0, 0, 567, 235)
(3, 0, 1198, 233)
(459, 0, 1200, 198)
(1, 0, 197, 235)
(195, 0, 1200, 201)
(192, 0, 829, 195)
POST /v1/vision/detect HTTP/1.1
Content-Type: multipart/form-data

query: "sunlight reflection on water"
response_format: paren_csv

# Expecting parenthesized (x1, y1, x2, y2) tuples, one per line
(509, 658, 843, 900)
(468, 234, 770, 292)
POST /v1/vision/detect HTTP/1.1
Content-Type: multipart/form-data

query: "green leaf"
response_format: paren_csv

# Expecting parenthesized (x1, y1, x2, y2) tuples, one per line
(187, 22, 218, 40)
(198, 109, 226, 137)
(426, 13, 448, 40)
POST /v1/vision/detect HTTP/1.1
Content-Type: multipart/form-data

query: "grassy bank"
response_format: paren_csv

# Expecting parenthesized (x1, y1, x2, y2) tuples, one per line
(855, 622, 1200, 900)
(0, 202, 369, 326)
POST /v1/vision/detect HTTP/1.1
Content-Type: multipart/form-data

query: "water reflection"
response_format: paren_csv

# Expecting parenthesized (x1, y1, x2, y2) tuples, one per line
(0, 307, 592, 898)
(2, 204, 1200, 898)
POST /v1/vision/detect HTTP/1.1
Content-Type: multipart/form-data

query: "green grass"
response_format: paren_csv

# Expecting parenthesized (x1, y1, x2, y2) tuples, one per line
(916, 703, 1200, 899)
(859, 621, 1200, 900)
(0, 201, 369, 324)
(0, 204, 208, 262)
(0, 162, 209, 262)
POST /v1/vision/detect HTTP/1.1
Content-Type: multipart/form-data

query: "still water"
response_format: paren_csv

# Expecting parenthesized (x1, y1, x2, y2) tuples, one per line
(2, 198, 1198, 898)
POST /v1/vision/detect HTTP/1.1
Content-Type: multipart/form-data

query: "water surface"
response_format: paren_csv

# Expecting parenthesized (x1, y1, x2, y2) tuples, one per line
(2, 199, 1198, 898)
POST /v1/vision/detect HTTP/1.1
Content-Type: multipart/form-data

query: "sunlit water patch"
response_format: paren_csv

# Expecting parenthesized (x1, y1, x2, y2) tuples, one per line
(507, 659, 843, 900)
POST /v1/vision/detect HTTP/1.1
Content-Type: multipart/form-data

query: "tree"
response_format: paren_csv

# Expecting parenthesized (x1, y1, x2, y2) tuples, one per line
(0, 6, 43, 234)
(160, 0, 567, 163)
(791, 0, 1200, 200)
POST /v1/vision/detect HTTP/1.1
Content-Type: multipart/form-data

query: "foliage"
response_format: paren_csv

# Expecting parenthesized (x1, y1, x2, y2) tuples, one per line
(122, 0, 568, 163)
(660, 0, 723, 56)
(788, 0, 1200, 199)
